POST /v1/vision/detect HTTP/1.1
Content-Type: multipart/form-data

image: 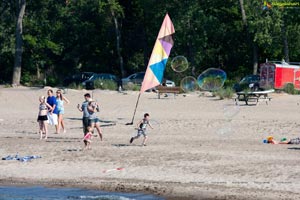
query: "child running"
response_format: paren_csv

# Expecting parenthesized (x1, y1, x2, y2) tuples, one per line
(37, 96, 52, 140)
(130, 113, 153, 146)
(83, 126, 93, 150)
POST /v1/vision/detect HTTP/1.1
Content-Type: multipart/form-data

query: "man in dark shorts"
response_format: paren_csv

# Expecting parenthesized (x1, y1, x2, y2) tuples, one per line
(77, 93, 91, 135)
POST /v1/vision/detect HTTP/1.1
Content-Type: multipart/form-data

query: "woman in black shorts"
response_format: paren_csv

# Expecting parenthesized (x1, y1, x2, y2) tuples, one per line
(38, 96, 52, 140)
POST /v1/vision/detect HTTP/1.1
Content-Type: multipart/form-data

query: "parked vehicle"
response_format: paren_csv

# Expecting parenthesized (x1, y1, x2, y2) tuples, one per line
(260, 61, 300, 89)
(163, 79, 176, 87)
(122, 72, 175, 87)
(63, 72, 94, 86)
(82, 73, 119, 90)
(122, 72, 145, 86)
(233, 75, 261, 92)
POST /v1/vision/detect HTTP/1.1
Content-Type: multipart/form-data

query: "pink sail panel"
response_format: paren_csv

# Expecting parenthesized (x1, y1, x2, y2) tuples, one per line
(140, 14, 175, 93)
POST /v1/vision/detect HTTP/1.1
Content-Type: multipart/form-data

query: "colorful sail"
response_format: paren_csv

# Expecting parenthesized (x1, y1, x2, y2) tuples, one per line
(140, 14, 175, 93)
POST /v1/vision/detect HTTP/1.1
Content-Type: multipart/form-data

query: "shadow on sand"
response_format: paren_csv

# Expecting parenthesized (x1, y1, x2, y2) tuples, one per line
(288, 147, 300, 150)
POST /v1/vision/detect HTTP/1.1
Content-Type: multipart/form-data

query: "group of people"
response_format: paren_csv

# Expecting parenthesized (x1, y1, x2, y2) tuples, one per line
(77, 93, 103, 149)
(37, 90, 153, 149)
(37, 89, 69, 140)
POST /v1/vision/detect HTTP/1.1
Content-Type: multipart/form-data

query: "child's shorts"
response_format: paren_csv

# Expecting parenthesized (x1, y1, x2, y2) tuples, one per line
(137, 129, 147, 137)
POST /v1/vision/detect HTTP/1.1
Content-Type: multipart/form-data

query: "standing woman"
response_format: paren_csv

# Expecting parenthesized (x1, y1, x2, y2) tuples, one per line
(56, 89, 70, 133)
(37, 96, 52, 140)
(87, 100, 103, 140)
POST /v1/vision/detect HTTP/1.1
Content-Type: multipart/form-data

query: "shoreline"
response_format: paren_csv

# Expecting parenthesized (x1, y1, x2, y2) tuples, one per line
(0, 177, 195, 200)
(1, 176, 297, 200)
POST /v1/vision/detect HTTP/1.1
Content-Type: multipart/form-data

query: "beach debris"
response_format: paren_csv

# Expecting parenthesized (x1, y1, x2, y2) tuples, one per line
(102, 167, 124, 173)
(62, 148, 82, 152)
(263, 136, 276, 144)
(2, 153, 41, 162)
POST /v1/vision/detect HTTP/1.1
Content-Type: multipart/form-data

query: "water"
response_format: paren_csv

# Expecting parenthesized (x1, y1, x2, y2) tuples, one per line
(0, 186, 164, 200)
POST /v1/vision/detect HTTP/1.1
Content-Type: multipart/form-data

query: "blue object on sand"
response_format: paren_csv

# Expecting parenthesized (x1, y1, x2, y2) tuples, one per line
(2, 154, 41, 162)
(263, 139, 268, 143)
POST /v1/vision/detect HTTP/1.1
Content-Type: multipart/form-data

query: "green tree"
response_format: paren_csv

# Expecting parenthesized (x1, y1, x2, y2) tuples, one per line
(12, 0, 26, 85)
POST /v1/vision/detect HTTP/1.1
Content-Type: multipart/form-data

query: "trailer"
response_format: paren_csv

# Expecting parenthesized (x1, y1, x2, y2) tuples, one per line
(260, 61, 300, 90)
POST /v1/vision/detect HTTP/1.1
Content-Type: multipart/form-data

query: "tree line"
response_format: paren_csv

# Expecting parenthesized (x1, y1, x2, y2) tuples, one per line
(0, 0, 300, 86)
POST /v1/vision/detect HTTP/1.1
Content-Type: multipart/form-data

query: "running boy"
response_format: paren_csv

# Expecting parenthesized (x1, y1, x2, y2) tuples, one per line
(130, 113, 153, 146)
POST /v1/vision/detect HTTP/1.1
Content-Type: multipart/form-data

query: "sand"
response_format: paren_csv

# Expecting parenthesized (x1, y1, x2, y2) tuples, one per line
(0, 86, 300, 200)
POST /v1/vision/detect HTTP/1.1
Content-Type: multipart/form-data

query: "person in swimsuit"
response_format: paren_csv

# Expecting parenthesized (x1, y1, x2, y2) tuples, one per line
(56, 89, 70, 133)
(82, 126, 93, 150)
(130, 113, 153, 146)
(37, 96, 52, 140)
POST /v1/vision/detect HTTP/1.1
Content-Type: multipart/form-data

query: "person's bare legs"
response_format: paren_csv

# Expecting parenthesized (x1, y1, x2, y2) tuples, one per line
(142, 135, 148, 146)
(83, 140, 87, 150)
(87, 140, 91, 149)
(43, 121, 48, 139)
(95, 122, 103, 141)
(39, 121, 43, 140)
(57, 114, 63, 133)
(58, 114, 66, 133)
(55, 124, 59, 134)
(61, 115, 66, 133)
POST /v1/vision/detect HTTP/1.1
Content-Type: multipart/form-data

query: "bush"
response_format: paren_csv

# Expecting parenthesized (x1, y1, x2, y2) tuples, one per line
(4, 84, 12, 88)
(213, 87, 234, 100)
(201, 76, 224, 91)
(94, 79, 117, 90)
(47, 76, 59, 87)
(24, 79, 44, 87)
(123, 82, 140, 91)
(21, 71, 31, 85)
(68, 82, 83, 90)
(223, 79, 236, 88)
(283, 83, 295, 94)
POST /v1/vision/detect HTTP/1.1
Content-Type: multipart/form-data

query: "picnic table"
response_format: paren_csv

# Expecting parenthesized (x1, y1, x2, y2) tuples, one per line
(234, 89, 274, 105)
(156, 86, 181, 99)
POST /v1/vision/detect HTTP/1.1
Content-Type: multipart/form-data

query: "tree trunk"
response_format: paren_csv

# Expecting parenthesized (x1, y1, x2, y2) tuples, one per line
(281, 20, 289, 62)
(239, 0, 258, 75)
(37, 64, 40, 79)
(253, 44, 258, 75)
(239, 0, 247, 26)
(12, 0, 26, 86)
(111, 9, 125, 78)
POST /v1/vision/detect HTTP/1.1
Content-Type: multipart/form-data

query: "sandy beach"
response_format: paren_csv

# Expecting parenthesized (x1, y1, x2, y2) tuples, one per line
(0, 86, 300, 199)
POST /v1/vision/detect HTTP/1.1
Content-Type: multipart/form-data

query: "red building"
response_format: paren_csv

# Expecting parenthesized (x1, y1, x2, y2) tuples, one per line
(260, 61, 300, 90)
